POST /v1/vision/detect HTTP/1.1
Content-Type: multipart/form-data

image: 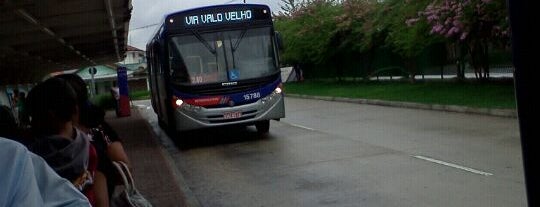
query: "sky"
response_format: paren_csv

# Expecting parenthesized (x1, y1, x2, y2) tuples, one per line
(128, 0, 282, 50)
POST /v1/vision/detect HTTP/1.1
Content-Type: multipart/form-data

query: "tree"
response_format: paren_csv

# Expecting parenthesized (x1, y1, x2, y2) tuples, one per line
(369, 0, 441, 82)
(329, 0, 377, 80)
(412, 0, 510, 80)
(279, 0, 302, 16)
(275, 0, 343, 77)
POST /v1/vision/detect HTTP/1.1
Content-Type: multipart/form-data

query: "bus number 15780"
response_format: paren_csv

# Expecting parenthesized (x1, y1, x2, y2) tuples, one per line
(243, 92, 261, 101)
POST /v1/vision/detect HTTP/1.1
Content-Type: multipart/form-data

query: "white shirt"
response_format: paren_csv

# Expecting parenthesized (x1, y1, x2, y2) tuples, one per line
(0, 137, 90, 207)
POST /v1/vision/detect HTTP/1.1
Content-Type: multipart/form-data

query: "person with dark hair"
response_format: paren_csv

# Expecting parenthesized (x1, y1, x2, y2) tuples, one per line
(56, 74, 130, 199)
(0, 105, 18, 140)
(26, 77, 109, 207)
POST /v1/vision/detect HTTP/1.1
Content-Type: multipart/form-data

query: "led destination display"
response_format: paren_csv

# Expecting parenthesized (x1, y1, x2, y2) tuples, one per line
(166, 5, 272, 31)
(185, 10, 252, 26)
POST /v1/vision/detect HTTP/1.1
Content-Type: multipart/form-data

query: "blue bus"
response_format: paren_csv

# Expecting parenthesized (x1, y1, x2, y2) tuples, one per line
(146, 4, 285, 134)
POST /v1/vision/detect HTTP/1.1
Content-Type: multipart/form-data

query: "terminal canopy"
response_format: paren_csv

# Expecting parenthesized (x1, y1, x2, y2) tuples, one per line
(0, 0, 132, 84)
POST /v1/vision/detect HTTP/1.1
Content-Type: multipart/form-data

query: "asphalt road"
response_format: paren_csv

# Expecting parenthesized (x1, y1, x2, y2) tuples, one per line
(134, 97, 526, 207)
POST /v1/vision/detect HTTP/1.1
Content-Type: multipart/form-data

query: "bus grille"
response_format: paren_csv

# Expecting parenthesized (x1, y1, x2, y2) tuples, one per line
(173, 74, 279, 96)
(195, 82, 265, 95)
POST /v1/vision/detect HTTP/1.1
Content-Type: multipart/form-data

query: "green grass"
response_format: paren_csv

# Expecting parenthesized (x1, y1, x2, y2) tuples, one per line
(90, 93, 116, 110)
(284, 80, 516, 109)
(130, 90, 150, 100)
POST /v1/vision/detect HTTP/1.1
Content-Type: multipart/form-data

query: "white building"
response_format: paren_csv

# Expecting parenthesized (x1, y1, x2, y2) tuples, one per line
(121, 45, 146, 64)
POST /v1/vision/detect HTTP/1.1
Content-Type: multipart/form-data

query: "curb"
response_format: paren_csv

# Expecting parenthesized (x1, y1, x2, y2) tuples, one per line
(286, 94, 517, 118)
(134, 106, 203, 207)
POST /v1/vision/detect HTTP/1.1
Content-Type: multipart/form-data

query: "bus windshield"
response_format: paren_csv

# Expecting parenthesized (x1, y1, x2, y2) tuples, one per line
(169, 27, 278, 85)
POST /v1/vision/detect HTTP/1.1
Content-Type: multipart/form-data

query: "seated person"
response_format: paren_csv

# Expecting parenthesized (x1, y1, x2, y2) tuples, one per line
(1, 104, 34, 147)
(0, 137, 90, 207)
(57, 74, 131, 197)
(26, 78, 109, 207)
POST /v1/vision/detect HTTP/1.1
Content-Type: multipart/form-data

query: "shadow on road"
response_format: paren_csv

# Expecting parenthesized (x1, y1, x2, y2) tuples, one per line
(167, 125, 271, 151)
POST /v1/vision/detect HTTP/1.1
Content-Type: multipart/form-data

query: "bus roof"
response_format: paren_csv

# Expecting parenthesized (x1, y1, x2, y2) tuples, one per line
(147, 4, 272, 46)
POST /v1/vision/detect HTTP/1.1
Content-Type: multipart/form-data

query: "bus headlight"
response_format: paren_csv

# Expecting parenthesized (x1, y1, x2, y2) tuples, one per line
(172, 96, 183, 109)
(175, 99, 184, 107)
(173, 96, 203, 111)
(262, 84, 283, 104)
(274, 87, 282, 94)
(273, 83, 283, 95)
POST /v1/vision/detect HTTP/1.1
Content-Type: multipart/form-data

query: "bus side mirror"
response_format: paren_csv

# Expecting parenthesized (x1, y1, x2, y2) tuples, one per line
(275, 31, 284, 51)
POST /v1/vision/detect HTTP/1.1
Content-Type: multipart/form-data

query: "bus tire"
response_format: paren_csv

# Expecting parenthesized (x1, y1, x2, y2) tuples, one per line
(255, 120, 270, 134)
(158, 116, 177, 138)
(166, 119, 177, 138)
(158, 118, 167, 130)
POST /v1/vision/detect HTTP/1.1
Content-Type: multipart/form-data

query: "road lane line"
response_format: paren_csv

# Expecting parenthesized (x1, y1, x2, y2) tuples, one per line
(287, 123, 316, 131)
(413, 155, 493, 176)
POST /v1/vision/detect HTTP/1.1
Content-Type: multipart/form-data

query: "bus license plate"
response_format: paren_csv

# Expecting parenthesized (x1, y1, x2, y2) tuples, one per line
(223, 111, 242, 119)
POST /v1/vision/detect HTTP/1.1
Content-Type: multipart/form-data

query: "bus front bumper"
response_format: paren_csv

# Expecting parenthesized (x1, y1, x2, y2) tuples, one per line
(173, 93, 285, 131)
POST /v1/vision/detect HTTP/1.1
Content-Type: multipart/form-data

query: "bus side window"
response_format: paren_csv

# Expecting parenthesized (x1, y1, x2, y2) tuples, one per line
(152, 45, 159, 74)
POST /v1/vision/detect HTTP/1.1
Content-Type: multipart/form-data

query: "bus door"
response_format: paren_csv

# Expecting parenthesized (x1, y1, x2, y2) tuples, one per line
(147, 47, 159, 114)
(151, 44, 168, 124)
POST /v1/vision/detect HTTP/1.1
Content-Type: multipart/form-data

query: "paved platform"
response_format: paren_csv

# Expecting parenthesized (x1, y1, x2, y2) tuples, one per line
(105, 109, 188, 207)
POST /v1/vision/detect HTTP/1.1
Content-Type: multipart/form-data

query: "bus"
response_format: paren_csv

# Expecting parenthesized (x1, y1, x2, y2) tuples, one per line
(146, 4, 285, 135)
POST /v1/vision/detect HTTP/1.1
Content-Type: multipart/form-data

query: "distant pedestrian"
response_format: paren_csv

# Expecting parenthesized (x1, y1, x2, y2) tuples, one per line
(11, 89, 20, 123)
(110, 87, 120, 116)
(294, 63, 304, 82)
(11, 89, 19, 105)
(17, 92, 29, 128)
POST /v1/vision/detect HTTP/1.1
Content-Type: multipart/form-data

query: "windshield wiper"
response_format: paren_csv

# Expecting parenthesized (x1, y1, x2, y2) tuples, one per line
(232, 29, 247, 52)
(189, 29, 216, 55)
(228, 29, 248, 69)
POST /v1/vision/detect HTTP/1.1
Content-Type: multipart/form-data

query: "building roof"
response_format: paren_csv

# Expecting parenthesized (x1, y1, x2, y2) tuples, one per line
(126, 45, 144, 52)
(122, 62, 146, 71)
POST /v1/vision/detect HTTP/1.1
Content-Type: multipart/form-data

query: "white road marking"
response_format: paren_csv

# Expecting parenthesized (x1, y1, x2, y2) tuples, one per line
(413, 155, 493, 176)
(287, 123, 315, 131)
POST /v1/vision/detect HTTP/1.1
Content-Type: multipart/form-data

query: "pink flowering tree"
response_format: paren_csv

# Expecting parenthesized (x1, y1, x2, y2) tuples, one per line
(411, 0, 510, 79)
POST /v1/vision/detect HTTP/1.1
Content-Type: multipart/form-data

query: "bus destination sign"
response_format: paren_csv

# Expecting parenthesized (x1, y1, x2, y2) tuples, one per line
(185, 10, 252, 26)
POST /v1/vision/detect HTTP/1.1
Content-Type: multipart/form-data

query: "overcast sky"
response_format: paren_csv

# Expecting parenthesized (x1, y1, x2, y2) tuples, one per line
(128, 0, 282, 50)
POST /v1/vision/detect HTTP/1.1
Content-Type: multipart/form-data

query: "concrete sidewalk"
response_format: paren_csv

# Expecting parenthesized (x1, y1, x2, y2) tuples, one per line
(105, 110, 188, 207)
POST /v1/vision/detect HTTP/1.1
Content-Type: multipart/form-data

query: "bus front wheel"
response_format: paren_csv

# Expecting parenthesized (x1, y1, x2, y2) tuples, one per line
(255, 120, 270, 134)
